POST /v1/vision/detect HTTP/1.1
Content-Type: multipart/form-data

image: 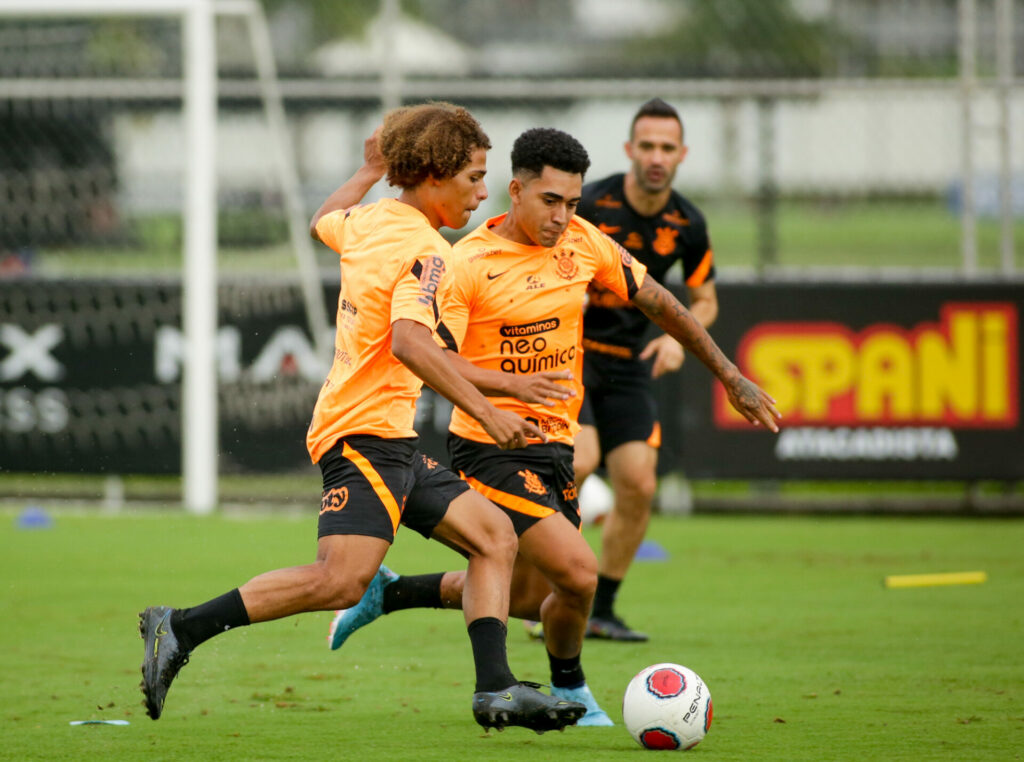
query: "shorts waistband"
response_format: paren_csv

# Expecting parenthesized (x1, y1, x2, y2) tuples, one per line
(581, 338, 634, 359)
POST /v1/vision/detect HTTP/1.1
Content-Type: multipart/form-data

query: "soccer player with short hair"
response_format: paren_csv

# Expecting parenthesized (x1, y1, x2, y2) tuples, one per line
(138, 103, 586, 733)
(573, 98, 718, 642)
(326, 127, 780, 727)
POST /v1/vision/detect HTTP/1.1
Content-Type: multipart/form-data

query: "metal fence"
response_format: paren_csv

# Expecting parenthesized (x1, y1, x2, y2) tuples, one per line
(1, 0, 1020, 280)
(1, 0, 1022, 511)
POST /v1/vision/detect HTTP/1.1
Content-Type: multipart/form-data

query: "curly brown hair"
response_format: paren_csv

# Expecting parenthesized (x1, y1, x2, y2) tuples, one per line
(379, 102, 491, 189)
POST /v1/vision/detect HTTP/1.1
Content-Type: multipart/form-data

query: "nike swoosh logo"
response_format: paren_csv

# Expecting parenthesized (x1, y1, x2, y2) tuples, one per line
(498, 692, 513, 701)
(487, 270, 508, 280)
(153, 610, 170, 657)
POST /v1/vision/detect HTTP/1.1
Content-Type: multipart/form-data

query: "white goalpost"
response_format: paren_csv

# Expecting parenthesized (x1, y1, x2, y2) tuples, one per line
(0, 0, 219, 514)
(0, 0, 328, 514)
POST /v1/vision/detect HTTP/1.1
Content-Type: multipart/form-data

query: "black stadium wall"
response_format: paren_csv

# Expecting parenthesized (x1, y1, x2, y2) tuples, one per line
(1, 277, 1021, 481)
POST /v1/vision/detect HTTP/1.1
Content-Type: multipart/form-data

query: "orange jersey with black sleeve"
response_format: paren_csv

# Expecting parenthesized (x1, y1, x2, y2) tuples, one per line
(440, 213, 648, 446)
(306, 199, 452, 463)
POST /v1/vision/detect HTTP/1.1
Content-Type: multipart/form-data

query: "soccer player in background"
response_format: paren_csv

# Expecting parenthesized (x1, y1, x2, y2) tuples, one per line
(326, 127, 779, 726)
(138, 103, 586, 733)
(572, 98, 719, 642)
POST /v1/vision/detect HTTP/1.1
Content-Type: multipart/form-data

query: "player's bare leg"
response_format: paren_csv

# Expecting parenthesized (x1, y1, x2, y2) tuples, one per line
(426, 514, 598, 655)
(240, 534, 390, 621)
(589, 440, 657, 641)
(140, 534, 389, 720)
(428, 489, 517, 625)
(517, 423, 599, 641)
(427, 521, 612, 726)
(507, 553, 555, 619)
(600, 441, 657, 582)
(437, 493, 585, 732)
(571, 425, 653, 641)
(572, 424, 601, 487)
(432, 503, 598, 647)
(508, 516, 611, 726)
(515, 514, 596, 659)
(329, 490, 516, 651)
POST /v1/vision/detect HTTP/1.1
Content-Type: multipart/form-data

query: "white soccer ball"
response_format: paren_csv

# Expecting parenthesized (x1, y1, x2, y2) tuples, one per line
(622, 663, 713, 751)
(578, 474, 613, 526)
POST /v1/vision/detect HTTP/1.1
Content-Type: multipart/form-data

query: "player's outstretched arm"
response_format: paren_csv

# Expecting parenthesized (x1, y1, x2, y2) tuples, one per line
(630, 278, 781, 432)
(638, 281, 719, 379)
(443, 351, 574, 407)
(391, 320, 547, 448)
(309, 127, 387, 241)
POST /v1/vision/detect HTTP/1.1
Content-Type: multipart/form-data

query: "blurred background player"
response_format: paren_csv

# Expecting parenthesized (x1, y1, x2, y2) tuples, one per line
(326, 127, 779, 726)
(572, 98, 719, 642)
(138, 103, 585, 733)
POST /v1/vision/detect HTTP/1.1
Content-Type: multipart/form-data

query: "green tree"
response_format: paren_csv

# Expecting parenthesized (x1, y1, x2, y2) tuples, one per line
(620, 0, 843, 78)
(261, 0, 429, 47)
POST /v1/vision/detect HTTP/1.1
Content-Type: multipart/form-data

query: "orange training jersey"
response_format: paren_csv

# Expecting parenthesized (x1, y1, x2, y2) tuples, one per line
(441, 214, 648, 446)
(306, 199, 452, 463)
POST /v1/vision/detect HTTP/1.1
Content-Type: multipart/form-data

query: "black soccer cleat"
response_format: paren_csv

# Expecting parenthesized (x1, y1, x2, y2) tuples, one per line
(138, 606, 191, 720)
(472, 681, 586, 734)
(586, 613, 649, 642)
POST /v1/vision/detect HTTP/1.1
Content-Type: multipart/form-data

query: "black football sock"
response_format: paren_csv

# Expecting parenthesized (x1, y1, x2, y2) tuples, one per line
(592, 574, 622, 619)
(170, 588, 250, 652)
(548, 649, 586, 689)
(382, 573, 445, 614)
(467, 617, 517, 693)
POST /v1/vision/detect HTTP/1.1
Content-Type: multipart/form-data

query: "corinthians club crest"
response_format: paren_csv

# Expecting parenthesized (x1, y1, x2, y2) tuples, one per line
(553, 248, 578, 280)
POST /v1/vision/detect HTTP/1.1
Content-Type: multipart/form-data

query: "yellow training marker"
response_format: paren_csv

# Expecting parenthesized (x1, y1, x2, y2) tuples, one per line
(883, 571, 987, 589)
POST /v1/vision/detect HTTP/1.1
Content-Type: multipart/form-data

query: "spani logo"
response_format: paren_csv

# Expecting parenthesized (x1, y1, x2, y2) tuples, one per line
(716, 302, 1019, 428)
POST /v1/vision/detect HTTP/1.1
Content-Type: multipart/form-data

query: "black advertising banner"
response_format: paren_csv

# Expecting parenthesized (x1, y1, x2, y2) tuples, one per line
(657, 280, 1023, 480)
(0, 278, 324, 474)
(2, 277, 1021, 480)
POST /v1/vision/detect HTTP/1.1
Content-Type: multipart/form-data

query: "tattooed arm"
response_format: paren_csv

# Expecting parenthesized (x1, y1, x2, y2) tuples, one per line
(630, 277, 781, 432)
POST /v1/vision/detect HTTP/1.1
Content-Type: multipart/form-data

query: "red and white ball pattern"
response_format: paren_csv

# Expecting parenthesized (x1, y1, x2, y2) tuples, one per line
(622, 663, 713, 751)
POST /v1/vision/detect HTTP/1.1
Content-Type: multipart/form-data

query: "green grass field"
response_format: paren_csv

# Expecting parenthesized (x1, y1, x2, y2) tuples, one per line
(2, 510, 1022, 761)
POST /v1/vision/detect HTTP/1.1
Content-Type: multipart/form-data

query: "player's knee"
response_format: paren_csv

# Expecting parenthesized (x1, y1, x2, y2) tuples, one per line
(494, 523, 519, 564)
(480, 521, 518, 566)
(313, 564, 373, 610)
(638, 475, 658, 503)
(617, 473, 657, 507)
(552, 553, 598, 606)
(468, 511, 518, 565)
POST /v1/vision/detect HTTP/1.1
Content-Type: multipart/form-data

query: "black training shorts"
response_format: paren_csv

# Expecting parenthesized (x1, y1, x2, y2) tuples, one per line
(317, 435, 469, 542)
(579, 351, 661, 456)
(447, 434, 580, 535)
